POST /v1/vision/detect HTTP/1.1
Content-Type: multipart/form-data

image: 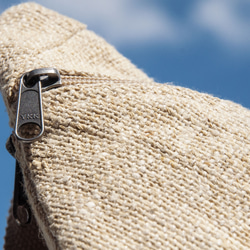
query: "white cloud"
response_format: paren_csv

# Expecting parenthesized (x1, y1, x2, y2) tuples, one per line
(3, 0, 250, 50)
(36, 0, 181, 47)
(191, 0, 250, 49)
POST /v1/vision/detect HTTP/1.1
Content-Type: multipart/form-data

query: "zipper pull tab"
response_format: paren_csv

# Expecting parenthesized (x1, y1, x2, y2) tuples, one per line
(14, 68, 61, 142)
(6, 134, 31, 226)
(13, 160, 32, 226)
(14, 71, 43, 142)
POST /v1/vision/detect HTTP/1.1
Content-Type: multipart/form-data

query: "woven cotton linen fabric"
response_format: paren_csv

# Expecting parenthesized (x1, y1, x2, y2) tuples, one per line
(1, 3, 250, 250)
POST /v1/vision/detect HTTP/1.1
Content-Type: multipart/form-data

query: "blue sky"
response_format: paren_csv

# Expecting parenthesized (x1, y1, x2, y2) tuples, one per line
(0, 0, 250, 247)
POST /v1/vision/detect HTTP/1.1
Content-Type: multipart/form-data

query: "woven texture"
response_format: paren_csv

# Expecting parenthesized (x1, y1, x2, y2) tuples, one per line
(1, 3, 250, 250)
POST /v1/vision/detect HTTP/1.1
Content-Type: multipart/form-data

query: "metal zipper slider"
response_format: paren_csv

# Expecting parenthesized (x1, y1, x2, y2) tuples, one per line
(14, 68, 61, 142)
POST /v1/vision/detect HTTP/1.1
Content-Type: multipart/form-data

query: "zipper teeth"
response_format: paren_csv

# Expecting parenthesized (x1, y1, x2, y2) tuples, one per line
(61, 75, 99, 84)
(61, 75, 146, 85)
(61, 75, 115, 83)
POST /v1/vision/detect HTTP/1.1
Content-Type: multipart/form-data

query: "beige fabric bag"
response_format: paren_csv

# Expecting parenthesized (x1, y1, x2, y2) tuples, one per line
(1, 3, 250, 250)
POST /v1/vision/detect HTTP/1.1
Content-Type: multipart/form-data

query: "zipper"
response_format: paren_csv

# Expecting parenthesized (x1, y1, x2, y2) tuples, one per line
(8, 68, 61, 226)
